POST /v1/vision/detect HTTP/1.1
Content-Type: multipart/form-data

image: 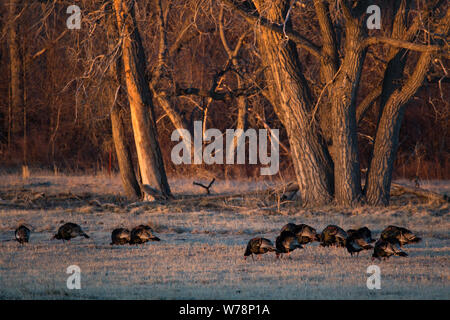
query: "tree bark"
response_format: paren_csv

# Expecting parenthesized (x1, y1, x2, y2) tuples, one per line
(329, 17, 365, 206)
(111, 104, 142, 200)
(106, 11, 142, 200)
(113, 0, 172, 200)
(252, 0, 334, 206)
(313, 0, 338, 145)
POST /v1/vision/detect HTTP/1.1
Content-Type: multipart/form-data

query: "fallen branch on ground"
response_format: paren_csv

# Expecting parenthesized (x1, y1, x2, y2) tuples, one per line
(390, 183, 449, 204)
(193, 178, 216, 194)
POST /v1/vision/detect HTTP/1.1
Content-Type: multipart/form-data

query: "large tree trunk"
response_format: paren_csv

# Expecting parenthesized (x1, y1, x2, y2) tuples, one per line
(8, 0, 24, 136)
(113, 0, 172, 200)
(363, 0, 410, 198)
(252, 0, 334, 206)
(365, 52, 432, 205)
(106, 12, 142, 200)
(329, 20, 365, 206)
(111, 104, 142, 200)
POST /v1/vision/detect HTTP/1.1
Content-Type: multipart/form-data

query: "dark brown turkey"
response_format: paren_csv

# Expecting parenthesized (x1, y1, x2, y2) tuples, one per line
(15, 225, 31, 244)
(345, 229, 373, 256)
(280, 223, 319, 245)
(244, 237, 277, 260)
(380, 226, 421, 246)
(129, 225, 160, 244)
(347, 226, 375, 243)
(319, 225, 347, 247)
(111, 228, 131, 245)
(52, 223, 90, 241)
(275, 231, 303, 258)
(372, 238, 408, 260)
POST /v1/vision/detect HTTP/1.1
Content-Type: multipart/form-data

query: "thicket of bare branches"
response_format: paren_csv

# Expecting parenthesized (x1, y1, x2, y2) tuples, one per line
(0, 0, 448, 194)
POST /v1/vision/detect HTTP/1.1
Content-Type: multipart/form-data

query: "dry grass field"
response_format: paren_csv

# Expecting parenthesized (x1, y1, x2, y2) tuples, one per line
(0, 173, 449, 299)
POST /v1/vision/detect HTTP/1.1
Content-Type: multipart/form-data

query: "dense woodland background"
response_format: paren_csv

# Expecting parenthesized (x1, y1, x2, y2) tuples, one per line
(0, 0, 448, 182)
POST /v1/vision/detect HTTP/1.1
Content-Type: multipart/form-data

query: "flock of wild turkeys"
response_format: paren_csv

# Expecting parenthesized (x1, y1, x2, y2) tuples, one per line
(13, 223, 160, 246)
(245, 223, 422, 261)
(12, 222, 421, 261)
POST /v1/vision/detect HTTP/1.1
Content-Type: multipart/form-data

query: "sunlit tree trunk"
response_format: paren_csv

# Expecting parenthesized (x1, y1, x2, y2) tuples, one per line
(106, 13, 142, 200)
(252, 0, 334, 206)
(113, 0, 172, 200)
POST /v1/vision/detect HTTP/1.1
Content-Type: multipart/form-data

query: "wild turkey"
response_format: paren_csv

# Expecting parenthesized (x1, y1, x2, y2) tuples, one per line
(129, 225, 160, 244)
(319, 225, 347, 247)
(15, 225, 31, 244)
(52, 223, 90, 241)
(345, 230, 373, 256)
(357, 226, 375, 243)
(111, 228, 131, 245)
(244, 237, 277, 260)
(280, 223, 297, 233)
(280, 223, 319, 245)
(372, 238, 408, 260)
(380, 226, 421, 246)
(275, 231, 303, 258)
(347, 226, 375, 244)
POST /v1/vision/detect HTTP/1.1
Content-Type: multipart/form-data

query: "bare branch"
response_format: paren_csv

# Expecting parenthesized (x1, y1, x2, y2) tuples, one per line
(356, 86, 382, 125)
(27, 30, 69, 64)
(193, 178, 216, 194)
(175, 84, 259, 102)
(362, 36, 444, 52)
(221, 0, 324, 60)
(151, 0, 168, 89)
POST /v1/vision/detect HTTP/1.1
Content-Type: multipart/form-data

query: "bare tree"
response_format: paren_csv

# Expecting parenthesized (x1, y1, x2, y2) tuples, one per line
(223, 0, 448, 206)
(113, 0, 172, 200)
(365, 1, 450, 205)
(106, 9, 142, 200)
(0, 0, 447, 207)
(219, 6, 249, 134)
(232, 0, 335, 206)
